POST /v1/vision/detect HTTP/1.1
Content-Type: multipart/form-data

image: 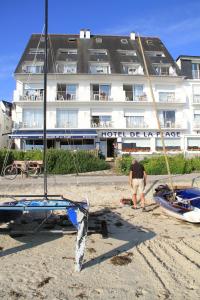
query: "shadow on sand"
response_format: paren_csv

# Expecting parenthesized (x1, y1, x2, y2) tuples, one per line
(0, 208, 156, 270)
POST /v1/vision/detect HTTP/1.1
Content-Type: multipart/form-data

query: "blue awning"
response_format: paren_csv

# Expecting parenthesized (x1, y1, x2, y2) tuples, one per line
(9, 130, 98, 139)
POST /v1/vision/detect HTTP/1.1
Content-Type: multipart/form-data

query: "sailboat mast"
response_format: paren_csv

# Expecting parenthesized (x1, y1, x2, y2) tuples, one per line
(43, 0, 48, 198)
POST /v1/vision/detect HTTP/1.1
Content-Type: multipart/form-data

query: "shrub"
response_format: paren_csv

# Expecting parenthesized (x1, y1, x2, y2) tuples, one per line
(115, 155, 133, 175)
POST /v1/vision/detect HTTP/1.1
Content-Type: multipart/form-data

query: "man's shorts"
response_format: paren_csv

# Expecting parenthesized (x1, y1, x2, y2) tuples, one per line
(132, 178, 145, 194)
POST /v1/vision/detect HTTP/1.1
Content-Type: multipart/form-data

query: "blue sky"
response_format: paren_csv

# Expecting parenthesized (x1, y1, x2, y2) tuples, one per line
(0, 0, 200, 101)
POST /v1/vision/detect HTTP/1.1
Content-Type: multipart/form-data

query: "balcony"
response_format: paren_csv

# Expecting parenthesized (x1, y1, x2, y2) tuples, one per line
(91, 92, 112, 101)
(193, 122, 200, 129)
(91, 121, 113, 128)
(13, 122, 42, 129)
(126, 122, 148, 129)
(124, 92, 148, 102)
(193, 95, 200, 104)
(160, 122, 183, 129)
(19, 94, 43, 101)
(56, 92, 77, 101)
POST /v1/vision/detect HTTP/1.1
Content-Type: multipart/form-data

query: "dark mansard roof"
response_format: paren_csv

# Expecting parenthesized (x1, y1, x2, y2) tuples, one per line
(14, 33, 181, 76)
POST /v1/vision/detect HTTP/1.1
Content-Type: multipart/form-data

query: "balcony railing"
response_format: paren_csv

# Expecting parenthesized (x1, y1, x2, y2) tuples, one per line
(126, 123, 148, 129)
(91, 93, 112, 101)
(193, 95, 200, 103)
(13, 122, 42, 129)
(160, 122, 182, 129)
(91, 121, 113, 128)
(193, 122, 200, 129)
(159, 97, 181, 103)
(125, 94, 147, 102)
(56, 92, 77, 101)
(19, 94, 43, 101)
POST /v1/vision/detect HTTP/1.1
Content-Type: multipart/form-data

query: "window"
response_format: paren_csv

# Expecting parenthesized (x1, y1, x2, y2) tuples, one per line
(60, 139, 94, 150)
(91, 84, 110, 100)
(159, 111, 175, 128)
(187, 138, 200, 151)
(68, 38, 77, 42)
(59, 49, 77, 55)
(133, 85, 146, 101)
(56, 109, 78, 128)
(23, 83, 44, 101)
(57, 63, 77, 73)
(192, 63, 200, 79)
(126, 116, 145, 128)
(154, 64, 170, 75)
(122, 64, 143, 75)
(146, 51, 165, 57)
(122, 139, 150, 152)
(96, 37, 102, 43)
(146, 39, 153, 45)
(193, 85, 200, 103)
(159, 92, 175, 102)
(118, 50, 137, 56)
(156, 138, 181, 151)
(89, 49, 107, 56)
(29, 48, 45, 55)
(123, 84, 146, 101)
(23, 109, 43, 128)
(121, 39, 128, 44)
(24, 64, 44, 73)
(89, 63, 110, 74)
(91, 115, 112, 128)
(57, 84, 77, 100)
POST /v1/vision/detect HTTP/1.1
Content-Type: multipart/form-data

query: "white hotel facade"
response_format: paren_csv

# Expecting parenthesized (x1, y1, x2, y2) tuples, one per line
(11, 30, 200, 157)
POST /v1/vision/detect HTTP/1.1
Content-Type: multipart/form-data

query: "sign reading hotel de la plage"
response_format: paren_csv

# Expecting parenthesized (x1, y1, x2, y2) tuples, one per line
(100, 131, 181, 138)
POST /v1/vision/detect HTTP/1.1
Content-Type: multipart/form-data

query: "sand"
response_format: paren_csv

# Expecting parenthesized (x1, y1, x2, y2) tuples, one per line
(0, 174, 200, 300)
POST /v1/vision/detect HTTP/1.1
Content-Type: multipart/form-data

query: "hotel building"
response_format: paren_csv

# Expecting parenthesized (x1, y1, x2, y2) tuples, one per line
(11, 30, 200, 157)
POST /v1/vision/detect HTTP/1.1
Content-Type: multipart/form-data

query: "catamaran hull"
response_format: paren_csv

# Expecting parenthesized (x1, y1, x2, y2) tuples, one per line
(154, 196, 200, 223)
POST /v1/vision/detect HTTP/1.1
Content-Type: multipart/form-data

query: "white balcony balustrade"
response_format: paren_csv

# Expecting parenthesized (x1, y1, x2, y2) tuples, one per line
(193, 95, 200, 103)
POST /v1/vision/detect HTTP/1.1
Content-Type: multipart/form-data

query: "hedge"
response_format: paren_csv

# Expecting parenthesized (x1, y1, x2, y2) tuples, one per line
(116, 154, 200, 175)
(0, 149, 109, 175)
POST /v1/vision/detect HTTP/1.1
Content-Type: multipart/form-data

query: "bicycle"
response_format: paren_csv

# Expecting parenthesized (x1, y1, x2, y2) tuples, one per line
(3, 160, 42, 180)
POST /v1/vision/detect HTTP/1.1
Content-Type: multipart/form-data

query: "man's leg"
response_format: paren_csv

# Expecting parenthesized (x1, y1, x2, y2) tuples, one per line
(140, 193, 145, 208)
(132, 193, 137, 209)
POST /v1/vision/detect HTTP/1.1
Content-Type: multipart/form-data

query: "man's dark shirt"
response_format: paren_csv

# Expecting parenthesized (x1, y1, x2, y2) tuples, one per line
(130, 162, 144, 179)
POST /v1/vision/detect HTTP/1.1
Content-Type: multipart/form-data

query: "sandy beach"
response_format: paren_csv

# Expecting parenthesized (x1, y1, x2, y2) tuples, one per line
(0, 173, 200, 300)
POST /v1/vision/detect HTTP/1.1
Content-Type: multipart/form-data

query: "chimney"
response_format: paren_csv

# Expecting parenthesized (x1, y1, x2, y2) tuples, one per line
(130, 32, 136, 40)
(85, 29, 91, 39)
(80, 29, 91, 39)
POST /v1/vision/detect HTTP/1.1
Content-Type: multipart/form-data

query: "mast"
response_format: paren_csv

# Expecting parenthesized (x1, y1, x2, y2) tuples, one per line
(43, 0, 48, 198)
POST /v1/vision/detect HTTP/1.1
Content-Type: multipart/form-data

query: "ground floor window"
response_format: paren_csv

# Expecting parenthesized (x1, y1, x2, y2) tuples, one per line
(24, 139, 43, 150)
(156, 138, 181, 151)
(60, 139, 95, 150)
(122, 139, 150, 152)
(187, 138, 200, 151)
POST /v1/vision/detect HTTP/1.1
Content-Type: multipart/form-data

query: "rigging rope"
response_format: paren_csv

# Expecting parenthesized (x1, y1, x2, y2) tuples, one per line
(137, 34, 175, 195)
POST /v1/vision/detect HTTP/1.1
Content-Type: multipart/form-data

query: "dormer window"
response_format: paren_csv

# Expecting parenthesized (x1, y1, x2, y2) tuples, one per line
(121, 39, 128, 44)
(59, 49, 77, 55)
(56, 62, 77, 73)
(89, 63, 110, 74)
(122, 63, 143, 75)
(29, 48, 45, 55)
(96, 37, 102, 43)
(89, 49, 107, 56)
(146, 51, 165, 57)
(154, 64, 170, 75)
(146, 39, 153, 45)
(118, 50, 137, 56)
(23, 62, 44, 73)
(192, 63, 200, 79)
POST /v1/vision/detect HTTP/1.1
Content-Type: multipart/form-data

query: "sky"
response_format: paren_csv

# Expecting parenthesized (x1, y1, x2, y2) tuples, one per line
(0, 0, 200, 101)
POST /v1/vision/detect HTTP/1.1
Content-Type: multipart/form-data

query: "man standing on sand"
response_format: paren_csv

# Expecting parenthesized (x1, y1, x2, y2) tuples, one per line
(129, 159, 147, 211)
